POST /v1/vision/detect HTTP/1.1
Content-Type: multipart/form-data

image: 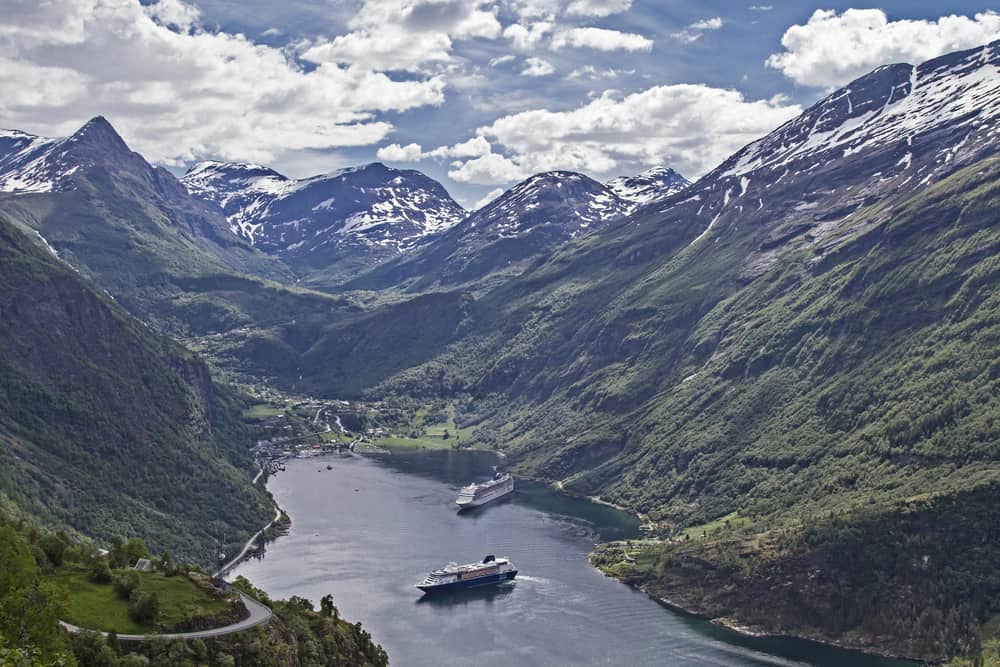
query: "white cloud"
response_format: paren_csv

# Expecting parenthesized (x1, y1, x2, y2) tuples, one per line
(522, 57, 555, 76)
(0, 0, 445, 166)
(448, 152, 526, 183)
(377, 142, 425, 161)
(690, 17, 722, 31)
(749, 5, 773, 11)
(472, 187, 506, 210)
(297, 1, 502, 74)
(673, 16, 723, 42)
(352, 0, 501, 39)
(503, 21, 553, 51)
(301, 30, 453, 73)
(143, 0, 200, 31)
(433, 135, 493, 158)
(377, 135, 493, 162)
(767, 9, 1000, 88)
(506, 0, 562, 21)
(488, 54, 516, 67)
(565, 0, 633, 18)
(567, 65, 633, 79)
(551, 27, 653, 52)
(446, 85, 801, 184)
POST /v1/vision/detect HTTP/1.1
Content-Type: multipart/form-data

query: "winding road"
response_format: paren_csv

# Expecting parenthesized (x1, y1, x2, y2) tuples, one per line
(59, 592, 272, 642)
(214, 505, 283, 579)
(60, 505, 283, 641)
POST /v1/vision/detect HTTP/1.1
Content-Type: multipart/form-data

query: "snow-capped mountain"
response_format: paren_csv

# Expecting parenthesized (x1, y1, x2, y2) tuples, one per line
(638, 39, 1000, 279)
(181, 160, 466, 270)
(350, 170, 632, 290)
(0, 116, 148, 194)
(0, 130, 64, 193)
(716, 42, 1000, 183)
(467, 171, 631, 238)
(606, 167, 690, 208)
(0, 116, 241, 245)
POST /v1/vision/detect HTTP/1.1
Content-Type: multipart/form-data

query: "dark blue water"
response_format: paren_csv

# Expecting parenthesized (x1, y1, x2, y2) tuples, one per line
(232, 451, 914, 667)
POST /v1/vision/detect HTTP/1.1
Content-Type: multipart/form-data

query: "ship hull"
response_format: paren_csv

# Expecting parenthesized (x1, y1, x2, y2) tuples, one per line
(417, 570, 517, 594)
(455, 485, 514, 510)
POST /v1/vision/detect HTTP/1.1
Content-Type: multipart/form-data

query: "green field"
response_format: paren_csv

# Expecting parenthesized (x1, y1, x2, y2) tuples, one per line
(675, 512, 754, 542)
(241, 403, 285, 418)
(51, 568, 235, 634)
(373, 435, 455, 452)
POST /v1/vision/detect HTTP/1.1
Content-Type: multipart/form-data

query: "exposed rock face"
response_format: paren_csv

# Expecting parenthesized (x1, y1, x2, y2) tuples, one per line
(606, 167, 690, 208)
(350, 170, 633, 290)
(182, 160, 466, 274)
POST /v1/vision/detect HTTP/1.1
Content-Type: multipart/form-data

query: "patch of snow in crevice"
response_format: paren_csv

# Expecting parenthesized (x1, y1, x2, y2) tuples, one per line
(34, 230, 59, 256)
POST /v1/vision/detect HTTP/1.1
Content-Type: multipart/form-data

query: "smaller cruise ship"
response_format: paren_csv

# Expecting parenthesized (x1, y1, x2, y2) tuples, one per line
(417, 555, 518, 594)
(456, 470, 514, 509)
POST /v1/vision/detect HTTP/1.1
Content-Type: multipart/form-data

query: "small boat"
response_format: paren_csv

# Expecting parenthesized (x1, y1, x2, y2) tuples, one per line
(417, 555, 517, 594)
(456, 469, 514, 510)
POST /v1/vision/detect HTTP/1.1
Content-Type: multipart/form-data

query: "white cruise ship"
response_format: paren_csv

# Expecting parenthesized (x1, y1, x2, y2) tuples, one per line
(455, 470, 514, 510)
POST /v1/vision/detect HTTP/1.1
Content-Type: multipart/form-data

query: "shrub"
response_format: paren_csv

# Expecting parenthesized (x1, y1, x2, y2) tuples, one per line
(128, 591, 159, 625)
(89, 560, 112, 584)
(112, 571, 141, 600)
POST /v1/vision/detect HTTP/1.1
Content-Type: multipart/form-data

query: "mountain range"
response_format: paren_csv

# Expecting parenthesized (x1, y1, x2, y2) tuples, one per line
(196, 40, 999, 661)
(182, 160, 467, 285)
(351, 169, 640, 291)
(0, 38, 999, 664)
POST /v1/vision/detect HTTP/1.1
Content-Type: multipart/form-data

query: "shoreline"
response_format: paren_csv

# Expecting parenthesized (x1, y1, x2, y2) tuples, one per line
(594, 569, 926, 665)
(214, 504, 284, 579)
(514, 473, 646, 524)
(237, 449, 925, 665)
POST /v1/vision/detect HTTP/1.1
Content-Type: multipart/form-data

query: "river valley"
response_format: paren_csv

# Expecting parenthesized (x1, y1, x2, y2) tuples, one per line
(232, 451, 914, 667)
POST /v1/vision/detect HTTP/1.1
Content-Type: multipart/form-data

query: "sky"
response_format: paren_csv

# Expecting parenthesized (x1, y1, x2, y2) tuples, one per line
(2, 1, 999, 208)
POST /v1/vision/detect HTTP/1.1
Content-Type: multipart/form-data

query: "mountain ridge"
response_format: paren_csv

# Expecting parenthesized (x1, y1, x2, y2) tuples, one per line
(606, 166, 690, 208)
(0, 213, 271, 563)
(346, 169, 636, 291)
(181, 159, 467, 286)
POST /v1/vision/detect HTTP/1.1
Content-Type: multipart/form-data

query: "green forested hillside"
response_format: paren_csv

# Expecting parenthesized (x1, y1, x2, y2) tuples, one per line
(278, 148, 1000, 661)
(0, 215, 271, 563)
(0, 118, 359, 340)
(0, 518, 388, 666)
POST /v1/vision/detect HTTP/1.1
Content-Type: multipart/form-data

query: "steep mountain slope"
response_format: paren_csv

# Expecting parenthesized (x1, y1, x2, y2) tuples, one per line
(0, 117, 358, 338)
(182, 160, 465, 286)
(451, 40, 1000, 506)
(260, 42, 1000, 660)
(0, 117, 244, 248)
(0, 214, 271, 563)
(606, 166, 690, 208)
(350, 170, 632, 292)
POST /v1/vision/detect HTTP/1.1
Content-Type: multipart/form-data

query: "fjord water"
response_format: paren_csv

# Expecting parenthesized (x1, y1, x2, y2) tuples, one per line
(232, 452, 910, 667)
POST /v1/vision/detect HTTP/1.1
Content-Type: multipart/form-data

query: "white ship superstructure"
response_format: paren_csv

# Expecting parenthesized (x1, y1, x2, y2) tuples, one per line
(456, 470, 514, 509)
(417, 555, 518, 593)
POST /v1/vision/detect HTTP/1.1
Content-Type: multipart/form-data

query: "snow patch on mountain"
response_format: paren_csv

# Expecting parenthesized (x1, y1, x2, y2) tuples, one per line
(0, 117, 143, 196)
(719, 41, 1000, 180)
(0, 130, 72, 193)
(469, 171, 631, 238)
(606, 167, 690, 208)
(182, 161, 466, 257)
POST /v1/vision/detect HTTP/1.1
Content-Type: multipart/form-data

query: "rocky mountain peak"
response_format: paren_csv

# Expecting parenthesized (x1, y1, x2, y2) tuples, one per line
(66, 115, 129, 152)
(606, 166, 690, 207)
(181, 158, 466, 275)
(468, 170, 630, 237)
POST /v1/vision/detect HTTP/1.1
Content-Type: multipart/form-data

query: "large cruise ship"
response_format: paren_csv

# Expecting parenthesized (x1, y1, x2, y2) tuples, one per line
(417, 555, 518, 594)
(455, 470, 514, 509)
